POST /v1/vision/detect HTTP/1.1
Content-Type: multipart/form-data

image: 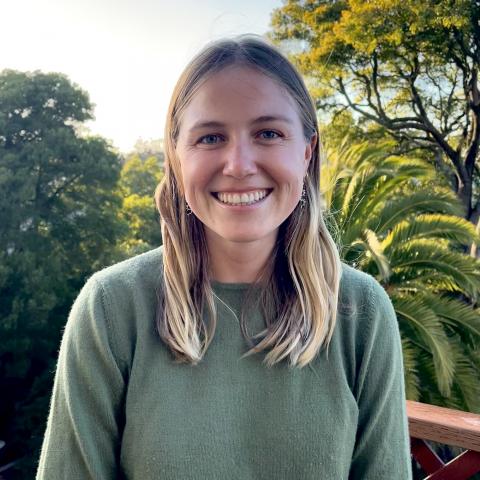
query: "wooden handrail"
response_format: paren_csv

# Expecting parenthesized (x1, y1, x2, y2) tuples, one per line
(407, 400, 480, 479)
(407, 400, 480, 452)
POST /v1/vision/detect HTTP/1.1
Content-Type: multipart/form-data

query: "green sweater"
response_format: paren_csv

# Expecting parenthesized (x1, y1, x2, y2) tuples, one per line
(36, 247, 412, 479)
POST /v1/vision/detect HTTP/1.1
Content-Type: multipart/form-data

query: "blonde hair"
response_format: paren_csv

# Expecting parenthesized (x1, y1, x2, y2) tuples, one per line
(155, 35, 341, 368)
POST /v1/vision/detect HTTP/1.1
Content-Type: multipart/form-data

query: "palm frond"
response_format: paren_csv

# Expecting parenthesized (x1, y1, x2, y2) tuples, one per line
(420, 293, 480, 348)
(400, 336, 421, 401)
(392, 294, 455, 397)
(373, 191, 464, 233)
(389, 240, 480, 300)
(396, 276, 464, 294)
(382, 214, 479, 252)
(324, 140, 480, 410)
(356, 229, 391, 280)
(448, 337, 480, 412)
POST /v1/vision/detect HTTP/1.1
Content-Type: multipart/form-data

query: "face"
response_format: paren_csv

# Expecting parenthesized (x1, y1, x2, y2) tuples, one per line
(175, 65, 315, 251)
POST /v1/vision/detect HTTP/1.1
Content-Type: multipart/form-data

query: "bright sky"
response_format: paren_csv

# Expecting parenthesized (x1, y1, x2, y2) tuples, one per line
(1, 0, 282, 153)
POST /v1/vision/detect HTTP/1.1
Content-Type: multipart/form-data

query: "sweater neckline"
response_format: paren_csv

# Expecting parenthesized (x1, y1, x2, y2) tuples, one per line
(211, 280, 259, 291)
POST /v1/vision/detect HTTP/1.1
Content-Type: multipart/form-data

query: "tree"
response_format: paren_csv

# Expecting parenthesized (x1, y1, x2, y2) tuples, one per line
(116, 154, 163, 257)
(127, 137, 165, 165)
(0, 70, 124, 477)
(270, 0, 480, 231)
(322, 140, 480, 412)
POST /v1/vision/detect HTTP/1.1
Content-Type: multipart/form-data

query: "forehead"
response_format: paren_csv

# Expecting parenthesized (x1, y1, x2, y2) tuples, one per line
(178, 65, 301, 131)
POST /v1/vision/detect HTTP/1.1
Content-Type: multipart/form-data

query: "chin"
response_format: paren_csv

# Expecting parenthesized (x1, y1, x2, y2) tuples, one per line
(219, 229, 276, 244)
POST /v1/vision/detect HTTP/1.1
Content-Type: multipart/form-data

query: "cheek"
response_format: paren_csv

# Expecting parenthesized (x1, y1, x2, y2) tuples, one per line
(180, 156, 213, 198)
(272, 151, 308, 187)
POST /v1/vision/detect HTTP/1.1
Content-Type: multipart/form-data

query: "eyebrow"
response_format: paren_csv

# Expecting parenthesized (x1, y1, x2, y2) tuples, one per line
(187, 115, 294, 133)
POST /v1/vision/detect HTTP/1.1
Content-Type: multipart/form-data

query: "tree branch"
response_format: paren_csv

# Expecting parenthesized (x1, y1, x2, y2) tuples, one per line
(371, 53, 389, 121)
(406, 56, 461, 168)
(46, 173, 83, 205)
(336, 77, 431, 132)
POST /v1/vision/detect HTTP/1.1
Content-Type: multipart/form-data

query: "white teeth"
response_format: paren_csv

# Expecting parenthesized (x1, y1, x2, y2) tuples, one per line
(217, 189, 268, 205)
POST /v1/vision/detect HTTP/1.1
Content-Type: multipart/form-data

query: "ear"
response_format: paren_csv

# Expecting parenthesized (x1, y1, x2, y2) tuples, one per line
(304, 132, 317, 171)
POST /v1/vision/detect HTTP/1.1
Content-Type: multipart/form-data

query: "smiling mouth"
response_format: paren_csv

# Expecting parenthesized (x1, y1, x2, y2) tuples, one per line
(211, 189, 273, 206)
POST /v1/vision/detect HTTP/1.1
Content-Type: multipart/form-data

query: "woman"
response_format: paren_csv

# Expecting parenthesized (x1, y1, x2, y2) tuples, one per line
(37, 35, 412, 479)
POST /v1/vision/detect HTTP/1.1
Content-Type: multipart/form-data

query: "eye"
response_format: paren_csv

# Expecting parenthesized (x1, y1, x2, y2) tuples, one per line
(198, 134, 223, 145)
(258, 130, 282, 140)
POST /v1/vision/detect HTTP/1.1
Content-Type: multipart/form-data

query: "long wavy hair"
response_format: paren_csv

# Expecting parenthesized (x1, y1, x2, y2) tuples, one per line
(155, 35, 341, 368)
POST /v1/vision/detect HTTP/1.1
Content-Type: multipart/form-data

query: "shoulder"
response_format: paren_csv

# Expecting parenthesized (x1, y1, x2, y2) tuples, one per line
(336, 264, 403, 401)
(91, 246, 164, 293)
(336, 262, 399, 355)
(86, 245, 165, 332)
(71, 247, 165, 368)
(338, 262, 392, 316)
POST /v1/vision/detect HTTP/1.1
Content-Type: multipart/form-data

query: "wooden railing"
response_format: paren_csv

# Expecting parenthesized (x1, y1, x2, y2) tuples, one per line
(408, 400, 480, 479)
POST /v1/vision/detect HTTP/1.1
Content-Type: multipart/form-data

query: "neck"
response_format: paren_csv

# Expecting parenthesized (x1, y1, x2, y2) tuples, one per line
(206, 233, 276, 283)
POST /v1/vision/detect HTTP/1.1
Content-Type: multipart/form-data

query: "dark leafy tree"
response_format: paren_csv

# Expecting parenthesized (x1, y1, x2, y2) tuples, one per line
(0, 70, 124, 477)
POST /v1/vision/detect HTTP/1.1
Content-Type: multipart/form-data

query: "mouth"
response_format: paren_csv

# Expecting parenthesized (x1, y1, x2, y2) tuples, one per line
(211, 188, 273, 206)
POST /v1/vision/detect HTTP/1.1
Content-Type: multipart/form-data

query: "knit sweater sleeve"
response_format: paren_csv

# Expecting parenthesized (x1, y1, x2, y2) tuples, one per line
(348, 276, 412, 479)
(36, 275, 126, 479)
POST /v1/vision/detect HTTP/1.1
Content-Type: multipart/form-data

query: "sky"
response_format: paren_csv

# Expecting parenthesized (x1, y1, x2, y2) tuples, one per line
(1, 0, 282, 153)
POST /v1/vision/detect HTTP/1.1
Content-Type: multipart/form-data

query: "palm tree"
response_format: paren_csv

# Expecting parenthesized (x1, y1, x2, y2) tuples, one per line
(322, 141, 480, 412)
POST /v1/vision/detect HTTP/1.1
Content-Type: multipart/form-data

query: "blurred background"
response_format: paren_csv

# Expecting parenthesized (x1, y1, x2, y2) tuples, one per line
(1, 0, 480, 478)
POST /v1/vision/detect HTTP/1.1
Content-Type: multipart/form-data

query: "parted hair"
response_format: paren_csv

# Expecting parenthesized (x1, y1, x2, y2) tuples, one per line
(154, 34, 341, 367)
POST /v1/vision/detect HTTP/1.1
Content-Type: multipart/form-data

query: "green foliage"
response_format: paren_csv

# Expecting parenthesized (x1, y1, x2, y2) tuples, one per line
(116, 154, 163, 257)
(323, 140, 480, 412)
(129, 137, 164, 164)
(0, 69, 124, 477)
(271, 0, 480, 224)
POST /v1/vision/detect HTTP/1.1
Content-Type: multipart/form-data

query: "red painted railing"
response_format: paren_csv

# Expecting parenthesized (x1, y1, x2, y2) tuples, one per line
(408, 400, 480, 479)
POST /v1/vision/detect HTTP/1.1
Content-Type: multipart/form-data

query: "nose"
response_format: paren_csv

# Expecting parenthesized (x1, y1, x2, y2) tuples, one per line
(222, 137, 258, 178)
